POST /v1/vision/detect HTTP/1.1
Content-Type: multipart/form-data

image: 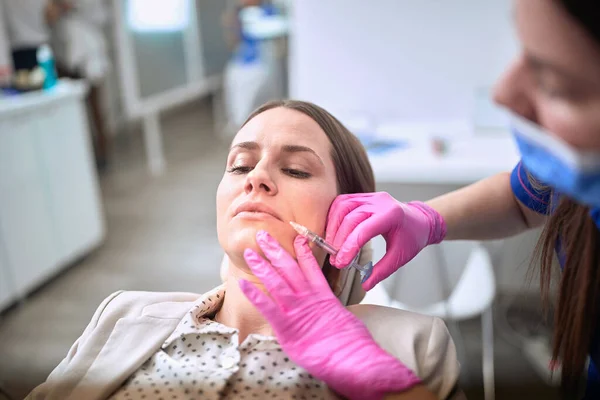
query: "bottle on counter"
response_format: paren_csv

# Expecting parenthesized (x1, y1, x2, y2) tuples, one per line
(36, 44, 58, 90)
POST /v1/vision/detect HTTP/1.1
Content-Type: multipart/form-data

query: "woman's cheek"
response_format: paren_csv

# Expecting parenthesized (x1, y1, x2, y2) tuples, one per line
(538, 99, 600, 150)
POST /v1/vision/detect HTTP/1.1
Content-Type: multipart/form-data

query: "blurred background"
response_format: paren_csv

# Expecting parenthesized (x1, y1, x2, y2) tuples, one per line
(0, 1, 558, 399)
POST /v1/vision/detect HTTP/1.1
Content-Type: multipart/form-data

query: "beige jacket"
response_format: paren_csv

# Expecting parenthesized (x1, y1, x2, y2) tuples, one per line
(26, 289, 463, 400)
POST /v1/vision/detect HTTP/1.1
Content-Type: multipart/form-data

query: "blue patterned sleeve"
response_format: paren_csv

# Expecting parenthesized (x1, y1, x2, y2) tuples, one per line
(510, 160, 552, 215)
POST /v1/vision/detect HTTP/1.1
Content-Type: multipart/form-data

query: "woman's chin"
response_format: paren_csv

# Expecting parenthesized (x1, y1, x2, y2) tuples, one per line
(224, 225, 297, 263)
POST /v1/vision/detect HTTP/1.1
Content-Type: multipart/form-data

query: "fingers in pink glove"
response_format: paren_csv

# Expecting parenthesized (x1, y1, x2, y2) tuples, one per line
(243, 247, 294, 305)
(292, 235, 330, 289)
(330, 206, 370, 251)
(249, 230, 330, 295)
(255, 231, 304, 292)
(326, 198, 369, 268)
(238, 279, 278, 316)
(334, 216, 384, 268)
(329, 206, 376, 266)
(325, 194, 364, 244)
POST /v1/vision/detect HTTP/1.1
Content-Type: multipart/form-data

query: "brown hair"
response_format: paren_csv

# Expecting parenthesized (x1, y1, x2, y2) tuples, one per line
(536, 197, 600, 396)
(242, 100, 376, 294)
(534, 1, 600, 397)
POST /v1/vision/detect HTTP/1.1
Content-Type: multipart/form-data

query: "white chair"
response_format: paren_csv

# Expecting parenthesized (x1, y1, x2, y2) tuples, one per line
(362, 244, 496, 400)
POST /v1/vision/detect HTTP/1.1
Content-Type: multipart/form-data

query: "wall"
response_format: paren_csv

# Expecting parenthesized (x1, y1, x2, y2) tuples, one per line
(132, 32, 188, 99)
(289, 1, 539, 295)
(289, 0, 518, 124)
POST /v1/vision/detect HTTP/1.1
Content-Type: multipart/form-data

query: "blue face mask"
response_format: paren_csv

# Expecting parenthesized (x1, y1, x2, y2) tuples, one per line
(509, 112, 600, 227)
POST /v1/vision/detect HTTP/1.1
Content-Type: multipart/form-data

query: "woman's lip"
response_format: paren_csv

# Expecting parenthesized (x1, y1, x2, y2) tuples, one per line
(234, 202, 283, 221)
(234, 211, 280, 220)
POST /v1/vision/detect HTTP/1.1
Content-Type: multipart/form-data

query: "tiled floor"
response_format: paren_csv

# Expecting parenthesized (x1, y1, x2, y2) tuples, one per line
(0, 100, 558, 400)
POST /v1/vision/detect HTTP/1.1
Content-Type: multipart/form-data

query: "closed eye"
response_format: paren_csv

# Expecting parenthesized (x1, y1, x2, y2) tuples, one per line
(283, 168, 311, 179)
(227, 166, 312, 179)
(227, 165, 252, 174)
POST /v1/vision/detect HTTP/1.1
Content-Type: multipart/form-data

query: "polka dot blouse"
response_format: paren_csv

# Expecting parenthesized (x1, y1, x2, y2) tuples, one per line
(110, 286, 335, 400)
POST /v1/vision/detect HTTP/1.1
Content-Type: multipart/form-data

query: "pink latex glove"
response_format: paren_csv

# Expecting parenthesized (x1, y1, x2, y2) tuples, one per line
(326, 193, 446, 291)
(239, 230, 421, 400)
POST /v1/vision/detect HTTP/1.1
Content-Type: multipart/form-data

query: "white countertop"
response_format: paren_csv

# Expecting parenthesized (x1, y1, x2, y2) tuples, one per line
(0, 79, 88, 118)
(368, 133, 520, 185)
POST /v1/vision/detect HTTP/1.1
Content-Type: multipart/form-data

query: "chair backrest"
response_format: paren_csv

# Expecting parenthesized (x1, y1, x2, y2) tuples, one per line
(372, 236, 487, 301)
(443, 244, 496, 318)
(362, 243, 496, 320)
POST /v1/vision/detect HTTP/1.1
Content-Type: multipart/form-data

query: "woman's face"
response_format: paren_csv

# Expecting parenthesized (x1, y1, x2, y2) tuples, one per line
(216, 107, 339, 270)
(494, 0, 600, 151)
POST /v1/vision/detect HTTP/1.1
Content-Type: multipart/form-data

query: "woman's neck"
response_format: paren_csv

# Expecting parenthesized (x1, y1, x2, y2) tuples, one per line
(215, 261, 274, 343)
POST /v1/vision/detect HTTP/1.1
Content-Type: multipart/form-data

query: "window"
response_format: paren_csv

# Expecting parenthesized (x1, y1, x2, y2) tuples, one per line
(127, 0, 189, 32)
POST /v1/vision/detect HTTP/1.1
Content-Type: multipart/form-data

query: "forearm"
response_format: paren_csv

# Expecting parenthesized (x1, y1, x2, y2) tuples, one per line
(221, 10, 241, 51)
(426, 172, 536, 241)
(45, 1, 60, 26)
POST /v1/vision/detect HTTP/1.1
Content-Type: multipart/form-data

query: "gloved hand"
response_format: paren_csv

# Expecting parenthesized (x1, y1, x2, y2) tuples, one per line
(239, 230, 422, 400)
(326, 192, 446, 291)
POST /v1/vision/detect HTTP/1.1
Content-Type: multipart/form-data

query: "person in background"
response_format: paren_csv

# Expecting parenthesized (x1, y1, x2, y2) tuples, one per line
(1, 0, 53, 71)
(221, 0, 286, 132)
(1, 0, 109, 169)
(274, 1, 599, 399)
(47, 0, 111, 169)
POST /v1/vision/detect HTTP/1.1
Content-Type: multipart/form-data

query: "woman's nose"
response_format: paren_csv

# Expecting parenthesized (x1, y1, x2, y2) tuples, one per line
(244, 163, 278, 195)
(493, 55, 536, 121)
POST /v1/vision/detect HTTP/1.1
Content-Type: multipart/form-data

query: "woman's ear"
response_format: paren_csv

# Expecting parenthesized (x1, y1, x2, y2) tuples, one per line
(220, 255, 229, 282)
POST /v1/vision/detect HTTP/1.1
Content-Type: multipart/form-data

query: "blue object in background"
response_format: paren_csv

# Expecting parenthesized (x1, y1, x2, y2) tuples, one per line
(235, 3, 278, 65)
(37, 45, 58, 90)
(355, 131, 407, 155)
(0, 87, 21, 96)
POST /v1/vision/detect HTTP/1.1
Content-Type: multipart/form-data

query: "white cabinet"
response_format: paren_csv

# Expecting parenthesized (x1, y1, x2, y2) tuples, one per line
(0, 81, 105, 307)
(35, 100, 104, 266)
(0, 115, 60, 294)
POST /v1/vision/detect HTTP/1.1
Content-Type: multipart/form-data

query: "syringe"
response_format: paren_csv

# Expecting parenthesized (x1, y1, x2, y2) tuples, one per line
(289, 221, 373, 281)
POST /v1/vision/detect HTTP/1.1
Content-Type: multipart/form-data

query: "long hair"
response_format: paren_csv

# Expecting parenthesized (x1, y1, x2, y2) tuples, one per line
(536, 1, 600, 396)
(536, 197, 600, 396)
(242, 100, 376, 294)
